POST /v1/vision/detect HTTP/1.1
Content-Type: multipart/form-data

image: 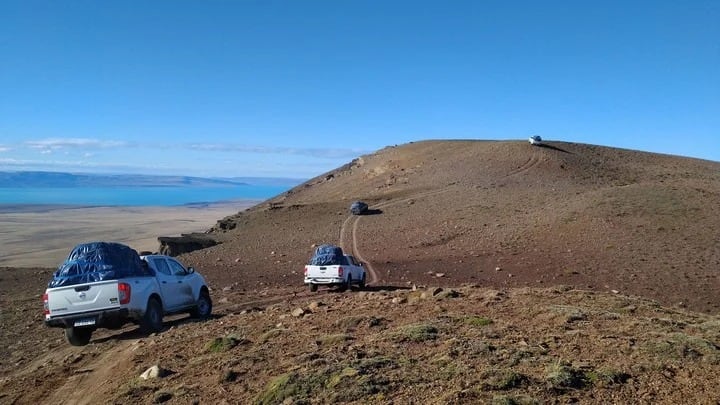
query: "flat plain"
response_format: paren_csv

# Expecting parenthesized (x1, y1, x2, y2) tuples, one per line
(0, 201, 256, 268)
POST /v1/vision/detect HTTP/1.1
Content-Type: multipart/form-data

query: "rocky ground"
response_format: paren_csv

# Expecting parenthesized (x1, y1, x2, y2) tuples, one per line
(2, 140, 720, 404)
(3, 273, 720, 404)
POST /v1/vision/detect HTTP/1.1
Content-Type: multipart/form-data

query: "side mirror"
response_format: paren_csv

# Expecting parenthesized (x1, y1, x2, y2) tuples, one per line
(188, 266, 195, 274)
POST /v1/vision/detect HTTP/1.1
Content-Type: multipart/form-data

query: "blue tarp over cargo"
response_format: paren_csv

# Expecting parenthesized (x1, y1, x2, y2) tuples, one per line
(48, 242, 149, 288)
(309, 244, 344, 266)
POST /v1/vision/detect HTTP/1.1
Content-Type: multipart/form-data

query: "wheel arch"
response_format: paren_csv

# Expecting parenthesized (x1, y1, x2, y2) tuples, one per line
(148, 293, 163, 310)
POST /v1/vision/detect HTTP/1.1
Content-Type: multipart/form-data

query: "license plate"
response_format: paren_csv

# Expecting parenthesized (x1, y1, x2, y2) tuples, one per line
(74, 318, 96, 327)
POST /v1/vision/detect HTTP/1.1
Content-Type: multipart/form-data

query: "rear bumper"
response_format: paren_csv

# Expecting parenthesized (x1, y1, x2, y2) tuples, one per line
(45, 308, 130, 329)
(305, 277, 344, 285)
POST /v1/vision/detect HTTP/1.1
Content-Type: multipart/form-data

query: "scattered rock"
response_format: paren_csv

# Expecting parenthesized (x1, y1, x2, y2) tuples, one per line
(308, 301, 323, 312)
(140, 365, 172, 380)
(431, 287, 444, 296)
(157, 233, 218, 257)
(392, 297, 407, 304)
(222, 286, 233, 292)
(291, 308, 306, 317)
(495, 267, 502, 271)
(234, 258, 241, 263)
(435, 273, 446, 278)
(153, 391, 173, 403)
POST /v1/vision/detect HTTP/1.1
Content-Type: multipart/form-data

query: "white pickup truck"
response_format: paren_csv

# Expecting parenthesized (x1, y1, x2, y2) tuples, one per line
(43, 242, 212, 346)
(304, 244, 366, 292)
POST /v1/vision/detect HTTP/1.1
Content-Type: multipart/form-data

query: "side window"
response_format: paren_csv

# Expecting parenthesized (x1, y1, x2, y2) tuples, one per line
(151, 258, 171, 275)
(167, 259, 188, 276)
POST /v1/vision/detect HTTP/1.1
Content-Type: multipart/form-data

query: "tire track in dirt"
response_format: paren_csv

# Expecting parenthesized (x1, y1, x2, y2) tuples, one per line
(505, 151, 541, 177)
(39, 289, 315, 404)
(44, 340, 137, 405)
(343, 188, 452, 286)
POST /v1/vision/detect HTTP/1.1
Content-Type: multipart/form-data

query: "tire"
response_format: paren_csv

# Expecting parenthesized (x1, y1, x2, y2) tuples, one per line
(140, 298, 163, 333)
(65, 327, 92, 346)
(309, 283, 318, 292)
(191, 291, 212, 319)
(359, 273, 366, 290)
(341, 275, 351, 292)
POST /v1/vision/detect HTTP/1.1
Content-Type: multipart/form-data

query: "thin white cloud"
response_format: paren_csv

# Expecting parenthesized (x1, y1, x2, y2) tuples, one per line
(25, 138, 129, 151)
(0, 157, 146, 172)
(0, 146, 10, 152)
(188, 143, 369, 159)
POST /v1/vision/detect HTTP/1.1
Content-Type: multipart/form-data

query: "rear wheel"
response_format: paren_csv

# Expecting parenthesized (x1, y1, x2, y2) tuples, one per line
(309, 283, 318, 292)
(140, 298, 163, 333)
(341, 275, 351, 292)
(65, 327, 92, 346)
(191, 291, 212, 319)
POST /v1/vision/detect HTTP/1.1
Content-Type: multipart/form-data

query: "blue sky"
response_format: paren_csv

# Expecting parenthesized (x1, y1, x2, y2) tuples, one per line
(1, 1, 718, 179)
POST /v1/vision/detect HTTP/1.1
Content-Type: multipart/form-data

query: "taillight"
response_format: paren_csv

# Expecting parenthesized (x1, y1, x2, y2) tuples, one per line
(304, 266, 308, 276)
(337, 266, 344, 277)
(118, 283, 131, 305)
(43, 293, 49, 315)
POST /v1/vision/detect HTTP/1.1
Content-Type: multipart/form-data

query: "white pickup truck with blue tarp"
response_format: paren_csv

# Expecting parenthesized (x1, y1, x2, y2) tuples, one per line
(303, 244, 366, 292)
(43, 242, 212, 346)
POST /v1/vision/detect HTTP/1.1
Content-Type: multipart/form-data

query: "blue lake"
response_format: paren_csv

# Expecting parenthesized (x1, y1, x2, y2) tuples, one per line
(0, 185, 290, 206)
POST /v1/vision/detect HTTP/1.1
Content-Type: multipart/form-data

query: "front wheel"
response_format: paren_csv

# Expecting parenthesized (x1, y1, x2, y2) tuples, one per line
(191, 291, 212, 319)
(65, 327, 92, 346)
(140, 298, 163, 333)
(359, 273, 366, 290)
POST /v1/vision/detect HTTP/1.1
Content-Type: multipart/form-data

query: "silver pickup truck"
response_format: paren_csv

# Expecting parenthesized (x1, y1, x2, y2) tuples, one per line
(43, 242, 212, 346)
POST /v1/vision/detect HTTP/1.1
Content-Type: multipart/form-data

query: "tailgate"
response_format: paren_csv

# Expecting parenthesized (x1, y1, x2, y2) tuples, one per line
(307, 265, 339, 277)
(47, 280, 121, 317)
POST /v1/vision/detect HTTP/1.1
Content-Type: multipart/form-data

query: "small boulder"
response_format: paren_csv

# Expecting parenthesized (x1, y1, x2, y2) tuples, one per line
(291, 308, 306, 317)
(140, 365, 171, 380)
(392, 297, 407, 304)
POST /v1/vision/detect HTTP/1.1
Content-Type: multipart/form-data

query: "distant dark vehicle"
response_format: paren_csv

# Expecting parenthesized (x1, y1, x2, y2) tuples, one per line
(350, 201, 369, 215)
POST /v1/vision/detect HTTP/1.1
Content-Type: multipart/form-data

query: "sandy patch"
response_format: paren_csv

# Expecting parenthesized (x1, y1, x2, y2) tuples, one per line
(0, 201, 257, 268)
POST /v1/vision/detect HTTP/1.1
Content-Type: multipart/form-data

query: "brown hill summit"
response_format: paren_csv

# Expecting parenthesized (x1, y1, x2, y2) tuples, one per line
(184, 139, 720, 313)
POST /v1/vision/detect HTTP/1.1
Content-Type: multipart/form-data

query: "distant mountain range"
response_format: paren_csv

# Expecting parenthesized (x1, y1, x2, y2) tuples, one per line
(0, 171, 305, 188)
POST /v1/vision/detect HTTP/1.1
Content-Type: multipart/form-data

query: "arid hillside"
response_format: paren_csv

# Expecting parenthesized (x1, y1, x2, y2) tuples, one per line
(3, 139, 720, 404)
(184, 140, 720, 313)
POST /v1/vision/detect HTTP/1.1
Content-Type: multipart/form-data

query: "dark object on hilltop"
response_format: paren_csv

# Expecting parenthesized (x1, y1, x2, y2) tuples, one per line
(158, 233, 218, 256)
(48, 242, 148, 288)
(309, 244, 344, 266)
(350, 201, 369, 215)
